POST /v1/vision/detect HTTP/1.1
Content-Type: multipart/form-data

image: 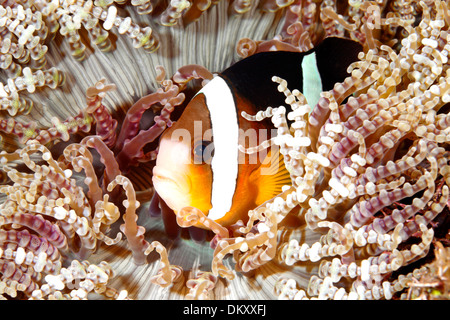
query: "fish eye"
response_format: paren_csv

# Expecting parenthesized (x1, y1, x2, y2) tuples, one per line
(193, 140, 214, 164)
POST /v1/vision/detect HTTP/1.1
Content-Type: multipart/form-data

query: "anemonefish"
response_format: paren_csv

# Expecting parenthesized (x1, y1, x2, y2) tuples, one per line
(151, 37, 362, 235)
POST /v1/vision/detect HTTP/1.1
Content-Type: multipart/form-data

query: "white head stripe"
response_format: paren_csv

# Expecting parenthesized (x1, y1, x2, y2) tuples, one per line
(301, 52, 323, 109)
(198, 76, 239, 220)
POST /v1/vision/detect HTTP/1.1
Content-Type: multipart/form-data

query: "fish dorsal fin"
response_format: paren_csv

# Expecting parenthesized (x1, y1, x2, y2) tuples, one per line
(221, 37, 363, 112)
(314, 37, 363, 91)
(221, 51, 304, 112)
(250, 148, 292, 205)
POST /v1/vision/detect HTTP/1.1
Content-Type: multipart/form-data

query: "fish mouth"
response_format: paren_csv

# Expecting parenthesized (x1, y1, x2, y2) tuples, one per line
(152, 166, 191, 192)
(152, 168, 174, 183)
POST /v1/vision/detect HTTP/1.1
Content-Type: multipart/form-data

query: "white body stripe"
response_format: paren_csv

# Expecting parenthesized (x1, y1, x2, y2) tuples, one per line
(301, 52, 323, 108)
(198, 76, 239, 220)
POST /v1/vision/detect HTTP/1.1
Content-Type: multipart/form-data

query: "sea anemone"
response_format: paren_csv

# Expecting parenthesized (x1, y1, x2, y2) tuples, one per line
(0, 0, 449, 300)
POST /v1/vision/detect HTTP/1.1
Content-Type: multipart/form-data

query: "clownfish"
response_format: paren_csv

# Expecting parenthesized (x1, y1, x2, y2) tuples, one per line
(152, 37, 362, 233)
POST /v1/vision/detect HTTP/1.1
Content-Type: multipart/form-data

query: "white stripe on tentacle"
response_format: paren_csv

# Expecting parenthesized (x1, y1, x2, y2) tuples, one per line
(198, 76, 239, 221)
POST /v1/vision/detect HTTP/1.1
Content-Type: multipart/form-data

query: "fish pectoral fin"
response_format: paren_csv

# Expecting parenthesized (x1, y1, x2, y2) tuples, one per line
(251, 149, 292, 205)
